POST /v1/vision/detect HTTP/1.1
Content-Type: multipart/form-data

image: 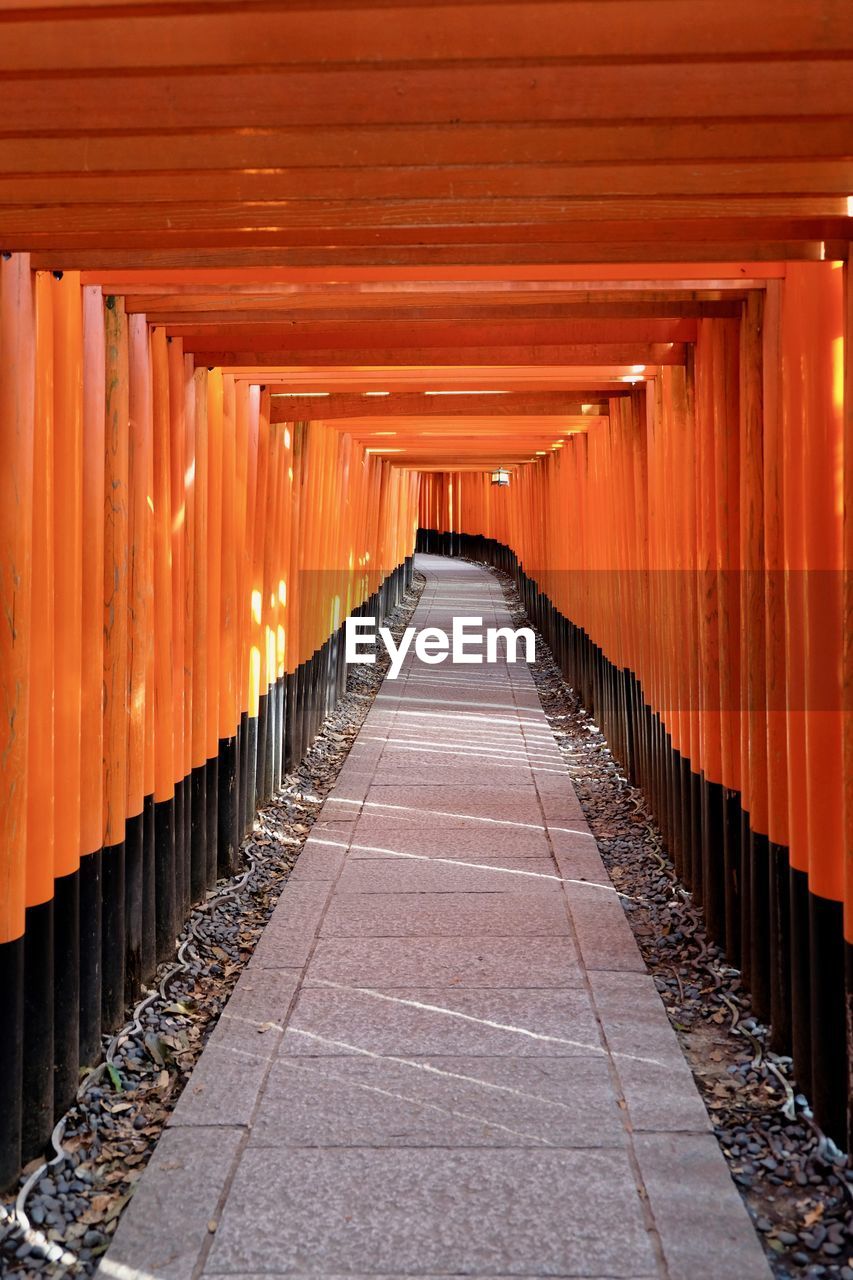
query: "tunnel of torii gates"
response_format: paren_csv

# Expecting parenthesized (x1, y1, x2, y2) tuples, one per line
(0, 0, 852, 1191)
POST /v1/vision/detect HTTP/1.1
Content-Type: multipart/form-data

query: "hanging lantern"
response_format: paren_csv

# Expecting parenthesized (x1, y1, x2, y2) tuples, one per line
(490, 467, 510, 487)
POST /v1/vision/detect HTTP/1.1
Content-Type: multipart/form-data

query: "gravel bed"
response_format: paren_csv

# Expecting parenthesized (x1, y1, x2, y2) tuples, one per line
(484, 559, 852, 1280)
(0, 571, 425, 1279)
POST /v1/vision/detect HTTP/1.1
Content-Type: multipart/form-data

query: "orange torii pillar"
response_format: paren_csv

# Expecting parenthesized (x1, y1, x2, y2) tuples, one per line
(0, 255, 35, 1186)
(103, 295, 130, 1025)
(22, 271, 55, 1156)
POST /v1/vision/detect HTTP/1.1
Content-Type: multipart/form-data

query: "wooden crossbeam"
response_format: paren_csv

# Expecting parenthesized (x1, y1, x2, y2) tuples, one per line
(1, 64, 849, 135)
(233, 368, 656, 393)
(2, 178, 852, 208)
(1, 2, 850, 70)
(29, 243, 831, 270)
(192, 343, 685, 367)
(2, 121, 851, 177)
(140, 301, 742, 325)
(171, 318, 696, 351)
(305, 414, 608, 435)
(268, 393, 612, 421)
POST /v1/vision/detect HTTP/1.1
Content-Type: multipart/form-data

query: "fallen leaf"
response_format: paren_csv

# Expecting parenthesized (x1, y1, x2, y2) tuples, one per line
(143, 1033, 166, 1067)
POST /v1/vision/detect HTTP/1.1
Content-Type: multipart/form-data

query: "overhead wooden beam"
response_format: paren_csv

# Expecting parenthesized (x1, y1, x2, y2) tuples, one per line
(78, 264, 788, 287)
(171, 318, 696, 351)
(2, 121, 851, 177)
(299, 414, 608, 434)
(192, 342, 685, 367)
(0, 63, 849, 135)
(139, 300, 742, 325)
(268, 392, 613, 420)
(1, 2, 850, 71)
(2, 174, 851, 207)
(30, 243, 828, 271)
(2, 206, 850, 250)
(231, 365, 656, 393)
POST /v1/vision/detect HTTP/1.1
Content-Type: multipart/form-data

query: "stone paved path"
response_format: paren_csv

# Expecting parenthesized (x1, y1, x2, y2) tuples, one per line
(99, 555, 771, 1280)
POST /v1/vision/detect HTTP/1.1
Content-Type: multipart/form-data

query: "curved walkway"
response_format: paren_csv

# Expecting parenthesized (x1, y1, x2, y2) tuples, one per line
(98, 555, 770, 1280)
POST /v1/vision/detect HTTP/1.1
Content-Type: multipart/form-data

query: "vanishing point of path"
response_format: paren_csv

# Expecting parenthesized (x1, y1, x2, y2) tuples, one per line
(98, 555, 771, 1280)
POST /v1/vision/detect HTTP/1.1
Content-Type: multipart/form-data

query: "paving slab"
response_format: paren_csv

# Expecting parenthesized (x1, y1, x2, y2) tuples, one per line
(102, 555, 769, 1280)
(95, 1125, 244, 1280)
(633, 1132, 773, 1280)
(303, 936, 584, 989)
(248, 1053, 626, 1149)
(348, 817, 553, 859)
(204, 1148, 657, 1277)
(283, 984, 604, 1059)
(319, 889, 571, 938)
(335, 856, 561, 894)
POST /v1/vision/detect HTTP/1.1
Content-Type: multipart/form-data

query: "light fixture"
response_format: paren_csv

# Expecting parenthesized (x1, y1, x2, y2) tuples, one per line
(490, 466, 510, 487)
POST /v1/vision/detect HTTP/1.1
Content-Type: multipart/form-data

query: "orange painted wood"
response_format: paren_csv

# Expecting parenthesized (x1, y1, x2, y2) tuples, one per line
(103, 295, 130, 848)
(32, 243, 826, 271)
(269, 393, 612, 421)
(151, 326, 175, 803)
(168, 336, 188, 785)
(127, 313, 153, 818)
(4, 120, 850, 179)
(27, 273, 53, 910)
(219, 375, 238, 739)
(1, 63, 848, 135)
(0, 254, 34, 941)
(794, 263, 844, 904)
(137, 302, 743, 326)
(249, 388, 270, 717)
(206, 369, 224, 758)
(182, 354, 197, 782)
(80, 283, 106, 856)
(52, 272, 84, 879)
(190, 367, 209, 771)
(844, 261, 853, 942)
(172, 319, 697, 350)
(4, 175, 851, 209)
(77, 264, 790, 288)
(233, 379, 252, 717)
(193, 344, 686, 367)
(739, 291, 768, 837)
(3, 2, 849, 71)
(761, 280, 789, 851)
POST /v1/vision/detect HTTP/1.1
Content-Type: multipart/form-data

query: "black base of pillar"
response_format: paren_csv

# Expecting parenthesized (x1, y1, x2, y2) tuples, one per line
(153, 795, 177, 963)
(749, 829, 771, 1023)
(101, 841, 126, 1028)
(78, 848, 102, 1068)
(22, 899, 54, 1158)
(809, 892, 847, 1145)
(217, 736, 239, 877)
(53, 869, 80, 1116)
(206, 757, 219, 886)
(790, 864, 812, 1097)
(142, 794, 157, 982)
(768, 840, 792, 1053)
(190, 762, 208, 903)
(0, 933, 24, 1189)
(701, 776, 725, 946)
(124, 810, 144, 1002)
